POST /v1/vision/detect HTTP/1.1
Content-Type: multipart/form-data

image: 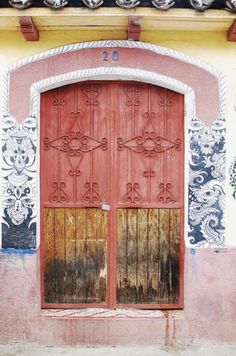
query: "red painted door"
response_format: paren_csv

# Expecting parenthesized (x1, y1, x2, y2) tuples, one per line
(41, 81, 184, 309)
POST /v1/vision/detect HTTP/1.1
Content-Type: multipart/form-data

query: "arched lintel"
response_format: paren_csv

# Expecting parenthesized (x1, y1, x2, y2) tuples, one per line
(3, 40, 225, 126)
(30, 67, 195, 120)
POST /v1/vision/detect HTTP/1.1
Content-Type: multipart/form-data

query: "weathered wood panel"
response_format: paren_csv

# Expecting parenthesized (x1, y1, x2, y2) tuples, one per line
(43, 208, 107, 304)
(116, 208, 180, 305)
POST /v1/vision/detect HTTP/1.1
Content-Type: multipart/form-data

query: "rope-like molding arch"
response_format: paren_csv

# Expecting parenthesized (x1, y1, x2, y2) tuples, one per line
(30, 67, 194, 117)
(3, 40, 226, 121)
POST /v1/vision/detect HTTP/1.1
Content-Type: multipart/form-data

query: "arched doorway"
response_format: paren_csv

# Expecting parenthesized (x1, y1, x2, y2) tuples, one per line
(40, 80, 184, 309)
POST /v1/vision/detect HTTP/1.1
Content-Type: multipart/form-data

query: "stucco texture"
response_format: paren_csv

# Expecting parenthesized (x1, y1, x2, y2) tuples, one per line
(0, 249, 236, 345)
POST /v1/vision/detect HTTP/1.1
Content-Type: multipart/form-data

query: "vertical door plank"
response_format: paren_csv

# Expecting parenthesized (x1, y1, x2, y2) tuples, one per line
(159, 209, 170, 304)
(116, 209, 128, 303)
(97, 209, 108, 240)
(76, 208, 87, 240)
(98, 210, 108, 303)
(76, 239, 87, 303)
(85, 209, 107, 303)
(169, 209, 180, 304)
(147, 209, 159, 303)
(86, 208, 97, 241)
(64, 208, 76, 303)
(97, 239, 107, 303)
(86, 209, 97, 303)
(86, 239, 98, 303)
(137, 208, 148, 303)
(43, 208, 55, 303)
(86, 239, 107, 302)
(127, 209, 138, 303)
(54, 208, 65, 303)
(75, 208, 87, 303)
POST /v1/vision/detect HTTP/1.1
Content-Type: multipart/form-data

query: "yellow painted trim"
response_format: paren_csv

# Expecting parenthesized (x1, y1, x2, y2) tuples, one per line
(0, 8, 235, 32)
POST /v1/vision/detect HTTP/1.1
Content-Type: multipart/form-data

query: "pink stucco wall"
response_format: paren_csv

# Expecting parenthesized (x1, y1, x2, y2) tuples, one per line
(0, 248, 235, 346)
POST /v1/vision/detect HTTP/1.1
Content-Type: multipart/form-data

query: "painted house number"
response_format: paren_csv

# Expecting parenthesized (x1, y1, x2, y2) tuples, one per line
(102, 51, 119, 61)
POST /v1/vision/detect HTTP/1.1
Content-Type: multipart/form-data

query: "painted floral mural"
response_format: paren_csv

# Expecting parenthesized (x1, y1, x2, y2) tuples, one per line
(1, 116, 37, 249)
(188, 118, 225, 247)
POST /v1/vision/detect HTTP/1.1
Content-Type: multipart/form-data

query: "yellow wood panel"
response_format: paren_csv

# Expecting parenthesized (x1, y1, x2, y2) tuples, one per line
(0, 9, 234, 31)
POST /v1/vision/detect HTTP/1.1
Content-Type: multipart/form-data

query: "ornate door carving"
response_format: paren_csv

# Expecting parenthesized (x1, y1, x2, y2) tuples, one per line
(41, 81, 184, 308)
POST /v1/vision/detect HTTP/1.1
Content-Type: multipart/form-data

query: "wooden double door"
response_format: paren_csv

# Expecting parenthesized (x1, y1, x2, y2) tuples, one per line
(41, 81, 184, 309)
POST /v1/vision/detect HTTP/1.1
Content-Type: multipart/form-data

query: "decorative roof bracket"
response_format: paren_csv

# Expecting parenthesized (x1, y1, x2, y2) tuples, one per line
(227, 19, 236, 41)
(128, 16, 141, 41)
(19, 16, 39, 41)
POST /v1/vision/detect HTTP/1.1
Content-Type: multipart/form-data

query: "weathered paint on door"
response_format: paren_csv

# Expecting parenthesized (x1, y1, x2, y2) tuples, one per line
(41, 81, 184, 309)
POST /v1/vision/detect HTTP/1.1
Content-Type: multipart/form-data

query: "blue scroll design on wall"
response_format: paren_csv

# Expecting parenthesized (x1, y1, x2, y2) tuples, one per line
(229, 157, 236, 198)
(1, 115, 37, 249)
(188, 118, 226, 247)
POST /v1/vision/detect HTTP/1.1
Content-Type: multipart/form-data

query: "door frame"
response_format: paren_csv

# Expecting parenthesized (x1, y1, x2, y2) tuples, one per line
(39, 80, 185, 309)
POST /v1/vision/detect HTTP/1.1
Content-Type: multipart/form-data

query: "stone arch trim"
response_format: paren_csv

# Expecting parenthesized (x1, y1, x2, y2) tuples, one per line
(1, 41, 226, 250)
